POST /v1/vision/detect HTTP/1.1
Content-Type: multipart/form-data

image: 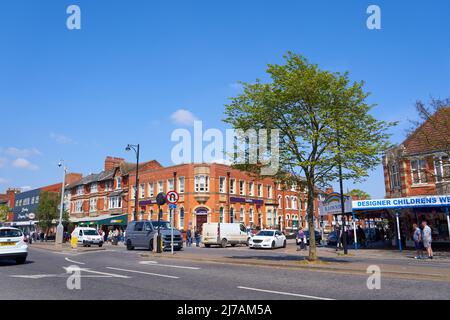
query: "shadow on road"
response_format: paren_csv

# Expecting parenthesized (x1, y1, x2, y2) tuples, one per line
(227, 254, 352, 264)
(0, 259, 34, 267)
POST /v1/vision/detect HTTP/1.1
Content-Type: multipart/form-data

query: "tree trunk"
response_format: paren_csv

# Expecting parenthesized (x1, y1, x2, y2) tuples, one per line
(307, 181, 317, 261)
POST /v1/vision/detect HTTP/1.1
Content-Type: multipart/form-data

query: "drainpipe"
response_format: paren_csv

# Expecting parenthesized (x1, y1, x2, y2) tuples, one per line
(395, 209, 402, 252)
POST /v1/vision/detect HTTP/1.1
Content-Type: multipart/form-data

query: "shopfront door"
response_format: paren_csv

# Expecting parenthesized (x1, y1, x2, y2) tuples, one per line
(196, 215, 208, 233)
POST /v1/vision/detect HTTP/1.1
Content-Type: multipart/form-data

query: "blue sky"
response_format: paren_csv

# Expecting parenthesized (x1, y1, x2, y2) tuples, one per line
(0, 0, 449, 198)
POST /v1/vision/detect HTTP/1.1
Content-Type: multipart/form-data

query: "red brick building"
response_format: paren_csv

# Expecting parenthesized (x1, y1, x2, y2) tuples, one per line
(383, 107, 450, 242)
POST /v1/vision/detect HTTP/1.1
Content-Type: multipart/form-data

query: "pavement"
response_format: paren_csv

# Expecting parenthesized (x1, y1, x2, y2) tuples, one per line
(1, 244, 450, 300)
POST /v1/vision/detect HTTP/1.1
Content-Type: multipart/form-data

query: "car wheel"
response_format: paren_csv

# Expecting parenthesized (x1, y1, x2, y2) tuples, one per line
(221, 238, 227, 248)
(271, 241, 275, 249)
(283, 240, 287, 248)
(205, 244, 211, 248)
(99, 244, 103, 247)
(126, 240, 134, 250)
(15, 257, 26, 265)
(231, 244, 236, 247)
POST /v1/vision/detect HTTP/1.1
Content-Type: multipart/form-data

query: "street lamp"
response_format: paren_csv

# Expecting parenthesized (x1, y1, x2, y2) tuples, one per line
(55, 160, 67, 245)
(126, 144, 140, 222)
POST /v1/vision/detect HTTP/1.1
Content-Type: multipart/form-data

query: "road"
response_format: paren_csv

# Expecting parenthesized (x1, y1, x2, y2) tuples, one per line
(1, 246, 450, 300)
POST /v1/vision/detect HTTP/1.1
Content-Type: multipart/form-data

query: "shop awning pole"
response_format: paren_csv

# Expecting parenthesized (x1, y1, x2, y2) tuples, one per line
(395, 210, 402, 252)
(352, 210, 357, 250)
(446, 207, 450, 241)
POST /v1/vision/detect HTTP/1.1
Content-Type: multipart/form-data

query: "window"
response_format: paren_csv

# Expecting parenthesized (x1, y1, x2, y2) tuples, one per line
(35, 195, 39, 203)
(219, 207, 224, 223)
(230, 179, 236, 194)
(77, 186, 84, 196)
(194, 175, 209, 192)
(277, 183, 281, 190)
(75, 200, 83, 213)
(240, 208, 244, 223)
(389, 163, 401, 189)
(178, 177, 185, 193)
(89, 198, 97, 212)
(158, 181, 163, 193)
(267, 209, 272, 226)
(134, 222, 144, 232)
(167, 179, 174, 192)
(278, 195, 282, 209)
(140, 184, 145, 198)
(109, 196, 122, 209)
(239, 181, 245, 196)
(105, 181, 113, 191)
(91, 182, 98, 193)
(435, 156, 450, 183)
(257, 184, 262, 197)
(248, 182, 254, 196)
(267, 185, 273, 199)
(285, 196, 290, 209)
(291, 183, 297, 191)
(292, 197, 297, 210)
(249, 208, 254, 223)
(179, 207, 185, 229)
(230, 208, 234, 223)
(116, 177, 122, 189)
(131, 186, 137, 199)
(411, 159, 428, 184)
(148, 183, 154, 197)
(219, 177, 226, 193)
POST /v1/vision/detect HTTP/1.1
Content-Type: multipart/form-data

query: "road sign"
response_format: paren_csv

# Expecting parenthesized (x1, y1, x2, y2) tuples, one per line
(169, 203, 177, 210)
(156, 192, 166, 206)
(166, 190, 179, 204)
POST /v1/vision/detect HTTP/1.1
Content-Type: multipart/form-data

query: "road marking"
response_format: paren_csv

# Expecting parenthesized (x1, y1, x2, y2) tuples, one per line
(237, 286, 335, 300)
(11, 274, 113, 279)
(106, 267, 179, 279)
(65, 257, 85, 265)
(63, 267, 131, 279)
(139, 261, 200, 270)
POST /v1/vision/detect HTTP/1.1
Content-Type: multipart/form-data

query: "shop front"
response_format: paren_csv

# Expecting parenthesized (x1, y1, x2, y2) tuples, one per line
(72, 213, 128, 230)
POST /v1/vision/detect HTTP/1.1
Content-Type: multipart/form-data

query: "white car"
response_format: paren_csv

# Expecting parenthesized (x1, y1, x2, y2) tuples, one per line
(249, 230, 287, 249)
(71, 227, 104, 247)
(0, 227, 28, 264)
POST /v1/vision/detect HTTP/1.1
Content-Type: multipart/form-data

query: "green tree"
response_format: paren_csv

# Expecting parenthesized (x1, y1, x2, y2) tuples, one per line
(346, 189, 371, 200)
(224, 52, 395, 261)
(0, 204, 9, 222)
(36, 191, 68, 239)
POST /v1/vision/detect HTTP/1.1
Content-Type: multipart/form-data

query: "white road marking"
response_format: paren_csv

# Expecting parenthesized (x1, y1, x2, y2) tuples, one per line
(106, 267, 179, 279)
(11, 274, 114, 279)
(63, 267, 131, 279)
(237, 286, 335, 300)
(65, 257, 85, 265)
(139, 261, 200, 270)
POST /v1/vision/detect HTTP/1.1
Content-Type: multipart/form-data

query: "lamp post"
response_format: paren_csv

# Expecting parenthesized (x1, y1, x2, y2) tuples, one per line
(55, 161, 67, 245)
(336, 132, 348, 255)
(125, 144, 140, 222)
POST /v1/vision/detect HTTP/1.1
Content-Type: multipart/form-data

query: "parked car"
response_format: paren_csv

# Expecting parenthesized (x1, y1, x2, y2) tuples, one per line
(296, 230, 322, 245)
(249, 229, 287, 249)
(71, 227, 104, 247)
(202, 223, 250, 248)
(125, 220, 183, 251)
(0, 227, 28, 264)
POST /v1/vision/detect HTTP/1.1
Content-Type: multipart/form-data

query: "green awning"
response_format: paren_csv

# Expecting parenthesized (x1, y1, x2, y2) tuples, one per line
(76, 214, 128, 226)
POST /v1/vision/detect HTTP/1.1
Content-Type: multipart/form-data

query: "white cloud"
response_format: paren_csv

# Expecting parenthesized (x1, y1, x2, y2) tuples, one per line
(2, 147, 41, 158)
(12, 158, 39, 170)
(170, 109, 198, 126)
(50, 132, 73, 144)
(0, 177, 8, 184)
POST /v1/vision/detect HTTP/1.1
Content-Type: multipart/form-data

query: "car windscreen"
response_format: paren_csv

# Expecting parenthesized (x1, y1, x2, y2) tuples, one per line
(83, 230, 99, 236)
(0, 229, 23, 238)
(256, 231, 274, 237)
(151, 221, 171, 229)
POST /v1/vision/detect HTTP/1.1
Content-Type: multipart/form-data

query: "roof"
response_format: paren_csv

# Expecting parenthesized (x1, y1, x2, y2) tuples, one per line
(401, 106, 450, 155)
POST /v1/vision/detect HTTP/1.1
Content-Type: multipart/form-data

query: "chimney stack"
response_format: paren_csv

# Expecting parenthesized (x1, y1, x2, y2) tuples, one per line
(104, 156, 125, 171)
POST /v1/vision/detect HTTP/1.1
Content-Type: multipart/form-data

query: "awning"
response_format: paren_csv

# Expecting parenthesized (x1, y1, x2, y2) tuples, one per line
(70, 214, 128, 226)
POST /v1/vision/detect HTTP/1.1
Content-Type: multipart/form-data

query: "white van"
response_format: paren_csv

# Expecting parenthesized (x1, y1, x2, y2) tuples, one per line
(202, 223, 250, 248)
(71, 227, 104, 247)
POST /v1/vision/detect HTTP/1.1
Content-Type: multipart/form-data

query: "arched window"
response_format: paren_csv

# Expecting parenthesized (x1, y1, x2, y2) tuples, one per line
(285, 196, 290, 209)
(230, 208, 234, 223)
(219, 207, 224, 223)
(278, 195, 282, 209)
(299, 199, 303, 210)
(240, 208, 245, 223)
(249, 208, 254, 224)
(292, 197, 297, 210)
(179, 207, 185, 229)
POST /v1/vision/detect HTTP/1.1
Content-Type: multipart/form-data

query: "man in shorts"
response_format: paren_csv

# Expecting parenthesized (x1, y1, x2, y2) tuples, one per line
(421, 220, 433, 259)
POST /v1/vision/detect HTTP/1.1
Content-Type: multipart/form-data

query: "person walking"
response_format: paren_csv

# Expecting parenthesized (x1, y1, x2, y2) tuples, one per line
(412, 223, 423, 259)
(336, 225, 343, 251)
(186, 229, 192, 247)
(421, 221, 433, 259)
(194, 227, 201, 247)
(296, 228, 306, 251)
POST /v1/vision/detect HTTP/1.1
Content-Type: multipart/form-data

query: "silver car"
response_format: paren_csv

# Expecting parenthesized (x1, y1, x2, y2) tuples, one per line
(125, 220, 183, 251)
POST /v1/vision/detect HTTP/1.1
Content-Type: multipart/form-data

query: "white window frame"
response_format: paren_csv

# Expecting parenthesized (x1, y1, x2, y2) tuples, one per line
(434, 156, 450, 183)
(195, 175, 209, 192)
(77, 186, 84, 196)
(390, 163, 401, 189)
(178, 177, 185, 193)
(248, 182, 254, 196)
(75, 200, 83, 213)
(219, 177, 226, 194)
(158, 181, 164, 194)
(89, 198, 97, 212)
(116, 177, 122, 190)
(148, 183, 154, 197)
(240, 207, 245, 223)
(108, 196, 122, 209)
(90, 182, 98, 193)
(267, 185, 273, 199)
(257, 184, 262, 197)
(239, 180, 245, 196)
(411, 159, 428, 184)
(249, 208, 254, 223)
(167, 178, 174, 192)
(230, 179, 236, 194)
(140, 183, 145, 199)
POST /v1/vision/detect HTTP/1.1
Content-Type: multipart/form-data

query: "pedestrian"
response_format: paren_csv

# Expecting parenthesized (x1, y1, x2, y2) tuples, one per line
(336, 225, 343, 251)
(296, 228, 306, 251)
(194, 227, 201, 247)
(186, 228, 192, 247)
(421, 221, 433, 259)
(412, 223, 423, 259)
